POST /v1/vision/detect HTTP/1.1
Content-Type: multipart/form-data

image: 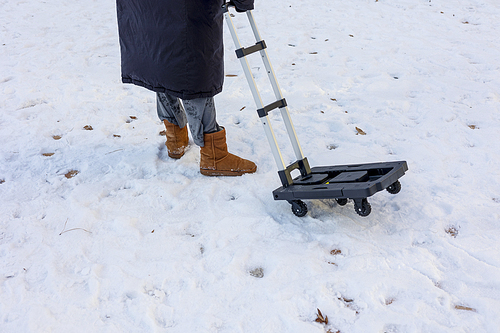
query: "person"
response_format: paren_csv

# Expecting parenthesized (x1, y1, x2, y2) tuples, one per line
(116, 0, 256, 176)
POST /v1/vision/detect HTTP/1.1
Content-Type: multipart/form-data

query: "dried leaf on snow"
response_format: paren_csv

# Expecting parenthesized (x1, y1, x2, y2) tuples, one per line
(355, 127, 366, 135)
(455, 305, 476, 312)
(315, 308, 328, 325)
(65, 170, 79, 179)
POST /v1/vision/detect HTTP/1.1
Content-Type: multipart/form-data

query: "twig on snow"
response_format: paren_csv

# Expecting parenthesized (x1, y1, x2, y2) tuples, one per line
(105, 149, 124, 155)
(59, 219, 92, 235)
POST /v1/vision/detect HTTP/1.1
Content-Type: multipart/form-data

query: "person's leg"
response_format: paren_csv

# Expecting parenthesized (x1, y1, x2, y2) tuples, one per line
(158, 94, 256, 175)
(183, 98, 256, 176)
(182, 97, 221, 147)
(157, 92, 189, 159)
(157, 92, 188, 128)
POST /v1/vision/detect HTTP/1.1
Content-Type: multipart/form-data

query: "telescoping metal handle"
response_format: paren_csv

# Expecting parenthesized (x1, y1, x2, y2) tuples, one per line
(223, 5, 311, 186)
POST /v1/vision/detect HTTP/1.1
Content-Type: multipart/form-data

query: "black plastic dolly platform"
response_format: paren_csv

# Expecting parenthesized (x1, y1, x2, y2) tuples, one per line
(223, 4, 408, 217)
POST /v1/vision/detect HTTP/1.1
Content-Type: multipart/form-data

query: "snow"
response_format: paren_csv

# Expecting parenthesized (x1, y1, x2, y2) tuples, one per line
(1, 0, 500, 332)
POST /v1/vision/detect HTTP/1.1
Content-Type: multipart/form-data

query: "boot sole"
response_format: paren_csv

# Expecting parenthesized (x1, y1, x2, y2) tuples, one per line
(200, 168, 256, 177)
(168, 152, 184, 159)
(167, 146, 187, 159)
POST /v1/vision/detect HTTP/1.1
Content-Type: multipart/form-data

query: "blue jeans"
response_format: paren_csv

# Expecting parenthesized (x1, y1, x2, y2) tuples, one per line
(157, 92, 221, 147)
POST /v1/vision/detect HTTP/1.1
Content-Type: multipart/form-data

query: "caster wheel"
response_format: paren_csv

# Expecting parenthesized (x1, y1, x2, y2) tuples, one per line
(354, 198, 371, 217)
(336, 198, 348, 206)
(386, 180, 402, 194)
(291, 200, 308, 217)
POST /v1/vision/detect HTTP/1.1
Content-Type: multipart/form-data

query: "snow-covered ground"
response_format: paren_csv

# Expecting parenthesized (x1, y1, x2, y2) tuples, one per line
(1, 0, 500, 332)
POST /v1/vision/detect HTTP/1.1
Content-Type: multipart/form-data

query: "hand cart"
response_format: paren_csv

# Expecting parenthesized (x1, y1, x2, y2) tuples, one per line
(223, 4, 408, 217)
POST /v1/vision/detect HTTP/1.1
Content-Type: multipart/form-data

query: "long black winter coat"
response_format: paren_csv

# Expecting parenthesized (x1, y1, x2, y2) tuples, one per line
(116, 0, 254, 100)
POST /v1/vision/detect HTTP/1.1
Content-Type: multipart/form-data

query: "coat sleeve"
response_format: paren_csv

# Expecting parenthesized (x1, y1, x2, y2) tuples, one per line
(231, 0, 254, 11)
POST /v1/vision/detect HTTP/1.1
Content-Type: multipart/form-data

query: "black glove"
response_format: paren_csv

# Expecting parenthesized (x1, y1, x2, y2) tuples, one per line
(228, 1, 252, 13)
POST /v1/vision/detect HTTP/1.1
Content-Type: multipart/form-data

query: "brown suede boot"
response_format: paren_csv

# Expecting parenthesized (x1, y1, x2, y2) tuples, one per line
(200, 128, 257, 176)
(163, 119, 189, 159)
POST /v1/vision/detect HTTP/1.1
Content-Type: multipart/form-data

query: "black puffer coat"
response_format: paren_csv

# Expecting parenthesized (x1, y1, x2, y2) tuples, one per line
(116, 0, 254, 100)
